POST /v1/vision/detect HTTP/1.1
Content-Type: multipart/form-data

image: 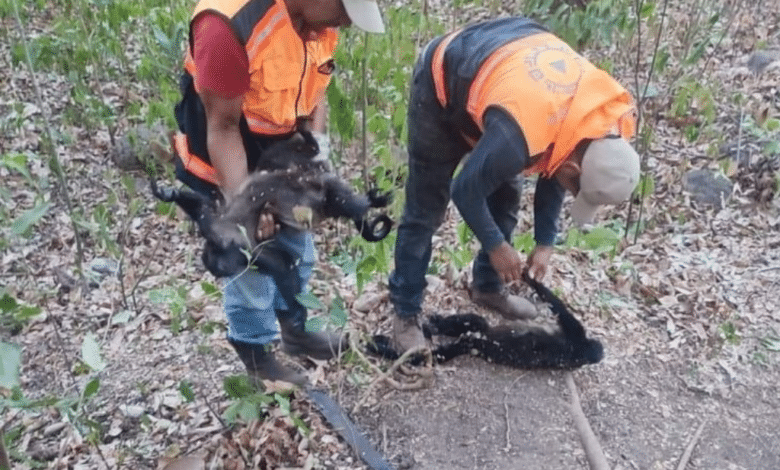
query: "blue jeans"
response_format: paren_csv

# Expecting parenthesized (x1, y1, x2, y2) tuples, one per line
(388, 41, 521, 318)
(223, 229, 315, 346)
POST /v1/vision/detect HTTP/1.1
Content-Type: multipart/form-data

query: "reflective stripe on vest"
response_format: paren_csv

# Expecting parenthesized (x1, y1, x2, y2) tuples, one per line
(431, 29, 461, 108)
(246, 5, 286, 60)
(185, 0, 338, 137)
(173, 132, 219, 185)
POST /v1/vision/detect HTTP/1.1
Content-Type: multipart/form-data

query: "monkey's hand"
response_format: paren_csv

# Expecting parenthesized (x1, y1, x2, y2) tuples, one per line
(367, 188, 392, 208)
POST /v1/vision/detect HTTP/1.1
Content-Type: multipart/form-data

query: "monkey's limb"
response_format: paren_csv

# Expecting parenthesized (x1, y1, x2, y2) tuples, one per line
(565, 372, 610, 470)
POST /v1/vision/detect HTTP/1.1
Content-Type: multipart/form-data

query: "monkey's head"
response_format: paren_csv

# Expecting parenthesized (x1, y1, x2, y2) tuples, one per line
(581, 338, 604, 365)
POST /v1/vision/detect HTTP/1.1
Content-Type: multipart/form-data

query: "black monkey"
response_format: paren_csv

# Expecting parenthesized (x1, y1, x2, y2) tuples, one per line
(151, 134, 393, 279)
(369, 272, 603, 369)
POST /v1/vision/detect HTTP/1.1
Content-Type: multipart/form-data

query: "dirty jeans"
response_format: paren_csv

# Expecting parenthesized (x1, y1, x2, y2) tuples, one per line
(388, 40, 521, 318)
(223, 229, 315, 346)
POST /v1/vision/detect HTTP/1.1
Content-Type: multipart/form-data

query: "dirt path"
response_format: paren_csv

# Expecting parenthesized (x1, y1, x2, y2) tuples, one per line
(348, 321, 780, 470)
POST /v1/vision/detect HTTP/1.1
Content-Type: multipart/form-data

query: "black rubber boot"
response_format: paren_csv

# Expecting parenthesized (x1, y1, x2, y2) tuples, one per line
(228, 338, 307, 387)
(278, 316, 348, 360)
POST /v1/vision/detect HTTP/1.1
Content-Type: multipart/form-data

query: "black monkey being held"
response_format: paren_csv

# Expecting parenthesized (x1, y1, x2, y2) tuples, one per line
(369, 272, 603, 369)
(151, 134, 393, 279)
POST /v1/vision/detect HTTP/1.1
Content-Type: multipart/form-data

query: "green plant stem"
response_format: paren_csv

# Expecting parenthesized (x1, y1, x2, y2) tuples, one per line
(361, 31, 369, 186)
(0, 429, 9, 470)
(627, 0, 669, 242)
(11, 0, 85, 278)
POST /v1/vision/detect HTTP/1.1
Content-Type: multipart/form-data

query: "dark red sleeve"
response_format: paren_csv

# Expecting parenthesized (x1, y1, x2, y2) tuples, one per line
(192, 13, 250, 99)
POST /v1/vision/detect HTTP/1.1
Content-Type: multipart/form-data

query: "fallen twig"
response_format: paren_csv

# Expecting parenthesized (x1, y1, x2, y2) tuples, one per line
(675, 420, 707, 470)
(502, 374, 526, 453)
(351, 344, 433, 414)
(565, 372, 610, 470)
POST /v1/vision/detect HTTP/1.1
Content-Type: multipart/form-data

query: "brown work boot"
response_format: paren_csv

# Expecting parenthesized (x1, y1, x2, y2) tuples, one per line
(392, 315, 427, 353)
(471, 287, 538, 320)
(278, 318, 348, 360)
(229, 339, 308, 387)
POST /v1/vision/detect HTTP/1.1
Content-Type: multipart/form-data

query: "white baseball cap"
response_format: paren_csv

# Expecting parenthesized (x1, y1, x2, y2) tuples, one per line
(342, 0, 385, 33)
(570, 137, 641, 227)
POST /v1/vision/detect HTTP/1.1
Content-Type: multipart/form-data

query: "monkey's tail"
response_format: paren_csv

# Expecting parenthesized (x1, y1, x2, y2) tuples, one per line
(522, 271, 604, 365)
(355, 214, 393, 242)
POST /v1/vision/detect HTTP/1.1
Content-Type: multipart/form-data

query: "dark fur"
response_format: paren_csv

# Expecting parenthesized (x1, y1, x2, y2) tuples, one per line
(152, 135, 393, 279)
(369, 273, 604, 369)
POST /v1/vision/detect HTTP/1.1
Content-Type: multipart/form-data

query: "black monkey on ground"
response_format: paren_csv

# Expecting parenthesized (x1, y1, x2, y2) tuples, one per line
(151, 134, 393, 279)
(369, 272, 604, 369)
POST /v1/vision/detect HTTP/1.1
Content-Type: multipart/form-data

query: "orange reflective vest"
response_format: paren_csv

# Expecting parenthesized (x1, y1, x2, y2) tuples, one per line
(174, 0, 338, 188)
(431, 18, 636, 177)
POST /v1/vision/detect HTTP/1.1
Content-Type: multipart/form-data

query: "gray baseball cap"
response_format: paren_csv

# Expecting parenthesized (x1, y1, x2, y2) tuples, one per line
(570, 137, 641, 227)
(342, 0, 385, 33)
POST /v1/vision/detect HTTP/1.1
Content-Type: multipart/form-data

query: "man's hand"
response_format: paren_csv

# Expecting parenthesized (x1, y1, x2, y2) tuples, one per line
(256, 212, 280, 241)
(526, 245, 553, 280)
(488, 241, 524, 284)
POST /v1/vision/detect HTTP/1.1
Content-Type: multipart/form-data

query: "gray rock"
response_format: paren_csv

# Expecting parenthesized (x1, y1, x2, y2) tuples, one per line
(89, 257, 119, 276)
(120, 404, 145, 419)
(747, 50, 780, 74)
(111, 123, 171, 171)
(683, 169, 734, 209)
(353, 292, 383, 313)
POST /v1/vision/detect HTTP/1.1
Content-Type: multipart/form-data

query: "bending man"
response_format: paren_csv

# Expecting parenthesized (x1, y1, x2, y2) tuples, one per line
(389, 17, 640, 352)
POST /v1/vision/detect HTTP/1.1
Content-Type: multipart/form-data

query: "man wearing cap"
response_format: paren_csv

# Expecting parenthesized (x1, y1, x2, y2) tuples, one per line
(389, 16, 640, 352)
(172, 0, 384, 385)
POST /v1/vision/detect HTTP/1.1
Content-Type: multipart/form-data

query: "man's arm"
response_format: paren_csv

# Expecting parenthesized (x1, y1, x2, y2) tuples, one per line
(451, 108, 529, 250)
(202, 91, 248, 200)
(193, 14, 277, 238)
(526, 176, 565, 279)
(533, 177, 565, 247)
(450, 108, 530, 283)
(192, 13, 252, 201)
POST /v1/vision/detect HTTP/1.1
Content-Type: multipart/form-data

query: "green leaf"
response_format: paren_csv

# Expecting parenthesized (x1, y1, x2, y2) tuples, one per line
(223, 401, 241, 423)
(237, 399, 260, 421)
(636, 173, 655, 199)
(305, 316, 326, 333)
(223, 375, 254, 399)
(512, 232, 535, 254)
(357, 255, 377, 273)
(582, 227, 620, 251)
(17, 304, 42, 321)
(148, 287, 174, 304)
(456, 221, 474, 246)
(200, 281, 220, 297)
(291, 414, 310, 435)
(0, 152, 31, 179)
(0, 293, 18, 314)
(0, 342, 22, 389)
(274, 393, 291, 415)
(12, 201, 51, 236)
(81, 334, 106, 372)
(328, 297, 348, 328)
(295, 291, 324, 310)
(763, 118, 780, 133)
(327, 79, 355, 141)
(179, 380, 195, 402)
(111, 309, 132, 325)
(82, 377, 100, 401)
